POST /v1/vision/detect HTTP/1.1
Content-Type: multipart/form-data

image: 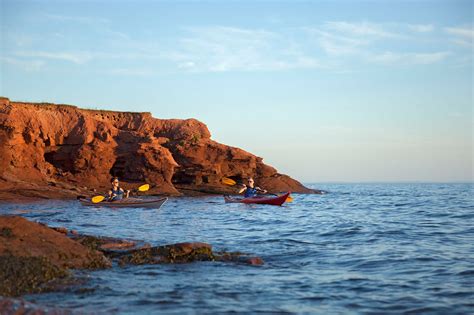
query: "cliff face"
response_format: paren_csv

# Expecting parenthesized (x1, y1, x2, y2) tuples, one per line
(0, 97, 314, 199)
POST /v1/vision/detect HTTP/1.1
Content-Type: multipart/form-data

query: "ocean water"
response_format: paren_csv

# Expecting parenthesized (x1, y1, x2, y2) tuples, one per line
(1, 183, 473, 314)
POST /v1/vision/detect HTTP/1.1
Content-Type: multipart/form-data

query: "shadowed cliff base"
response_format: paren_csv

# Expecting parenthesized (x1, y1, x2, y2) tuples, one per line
(0, 97, 321, 200)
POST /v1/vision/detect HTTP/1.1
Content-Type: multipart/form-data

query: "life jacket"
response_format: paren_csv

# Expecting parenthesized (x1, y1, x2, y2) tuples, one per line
(244, 187, 258, 198)
(111, 187, 124, 200)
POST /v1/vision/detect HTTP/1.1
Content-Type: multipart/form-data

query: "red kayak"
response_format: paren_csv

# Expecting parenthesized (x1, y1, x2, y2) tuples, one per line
(224, 192, 291, 206)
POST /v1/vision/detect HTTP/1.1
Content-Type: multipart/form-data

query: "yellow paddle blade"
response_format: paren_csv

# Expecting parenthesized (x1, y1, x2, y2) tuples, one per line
(221, 177, 237, 186)
(138, 184, 150, 192)
(286, 195, 293, 202)
(91, 195, 105, 203)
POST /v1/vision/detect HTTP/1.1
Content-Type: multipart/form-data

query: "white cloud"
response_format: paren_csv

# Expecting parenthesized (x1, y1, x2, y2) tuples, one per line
(44, 13, 109, 25)
(0, 57, 45, 71)
(109, 68, 154, 76)
(324, 21, 397, 38)
(305, 21, 402, 56)
(408, 24, 434, 33)
(445, 26, 474, 39)
(174, 26, 321, 72)
(372, 51, 450, 65)
(178, 61, 196, 69)
(411, 52, 450, 64)
(304, 21, 452, 67)
(43, 13, 129, 41)
(451, 39, 473, 48)
(15, 51, 93, 64)
(444, 25, 473, 48)
(5, 33, 37, 47)
(2, 20, 460, 74)
(306, 28, 369, 55)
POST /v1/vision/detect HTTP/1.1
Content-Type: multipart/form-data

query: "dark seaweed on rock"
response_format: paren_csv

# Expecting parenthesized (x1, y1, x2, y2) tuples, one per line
(0, 255, 69, 297)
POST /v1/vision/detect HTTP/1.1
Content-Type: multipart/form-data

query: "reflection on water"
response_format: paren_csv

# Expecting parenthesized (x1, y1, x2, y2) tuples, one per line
(1, 183, 473, 314)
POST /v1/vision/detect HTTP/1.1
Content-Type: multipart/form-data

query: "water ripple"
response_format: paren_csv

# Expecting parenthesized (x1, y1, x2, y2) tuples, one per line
(1, 183, 473, 314)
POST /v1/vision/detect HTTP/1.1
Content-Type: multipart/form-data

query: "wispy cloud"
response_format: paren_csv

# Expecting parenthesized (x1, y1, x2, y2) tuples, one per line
(0, 57, 45, 71)
(305, 21, 404, 57)
(445, 26, 474, 39)
(109, 68, 154, 76)
(44, 13, 109, 25)
(173, 26, 321, 72)
(371, 51, 450, 65)
(43, 13, 130, 40)
(444, 25, 474, 47)
(305, 27, 369, 55)
(304, 21, 454, 67)
(15, 51, 93, 64)
(2, 19, 464, 74)
(5, 33, 37, 47)
(323, 21, 398, 38)
(408, 24, 434, 33)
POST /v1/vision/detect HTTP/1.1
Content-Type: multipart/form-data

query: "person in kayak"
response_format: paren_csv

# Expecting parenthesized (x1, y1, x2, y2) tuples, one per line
(108, 177, 130, 201)
(238, 177, 267, 198)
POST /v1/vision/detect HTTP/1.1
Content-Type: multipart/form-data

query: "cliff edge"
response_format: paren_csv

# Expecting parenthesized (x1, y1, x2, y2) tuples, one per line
(0, 97, 316, 200)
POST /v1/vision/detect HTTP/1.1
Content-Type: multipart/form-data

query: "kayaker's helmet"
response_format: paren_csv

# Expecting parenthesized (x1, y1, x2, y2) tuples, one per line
(111, 177, 119, 184)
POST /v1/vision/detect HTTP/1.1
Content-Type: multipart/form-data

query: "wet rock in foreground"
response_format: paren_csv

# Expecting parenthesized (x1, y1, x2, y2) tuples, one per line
(0, 216, 264, 298)
(0, 216, 111, 296)
(112, 243, 264, 266)
(0, 255, 68, 297)
(115, 242, 215, 265)
(71, 235, 265, 267)
(0, 216, 111, 270)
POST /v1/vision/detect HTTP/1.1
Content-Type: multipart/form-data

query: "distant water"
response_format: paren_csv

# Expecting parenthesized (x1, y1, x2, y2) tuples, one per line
(1, 183, 473, 314)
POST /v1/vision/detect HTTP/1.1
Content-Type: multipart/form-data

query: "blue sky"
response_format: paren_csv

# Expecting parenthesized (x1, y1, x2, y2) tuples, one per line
(1, 0, 472, 182)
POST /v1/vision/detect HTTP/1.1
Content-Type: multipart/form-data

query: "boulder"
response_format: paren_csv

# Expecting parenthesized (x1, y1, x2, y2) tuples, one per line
(0, 216, 111, 270)
(0, 216, 111, 296)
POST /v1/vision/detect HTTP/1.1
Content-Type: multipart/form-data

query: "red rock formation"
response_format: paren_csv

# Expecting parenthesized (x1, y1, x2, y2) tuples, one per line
(0, 97, 314, 199)
(0, 216, 110, 269)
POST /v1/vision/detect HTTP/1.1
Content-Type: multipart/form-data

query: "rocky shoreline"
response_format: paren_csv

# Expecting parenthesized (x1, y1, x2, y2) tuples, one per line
(0, 97, 322, 201)
(0, 216, 263, 301)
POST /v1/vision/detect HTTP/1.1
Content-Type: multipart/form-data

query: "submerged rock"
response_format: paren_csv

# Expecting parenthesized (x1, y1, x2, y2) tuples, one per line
(0, 297, 72, 315)
(116, 242, 215, 265)
(71, 234, 264, 267)
(71, 234, 146, 252)
(214, 251, 265, 266)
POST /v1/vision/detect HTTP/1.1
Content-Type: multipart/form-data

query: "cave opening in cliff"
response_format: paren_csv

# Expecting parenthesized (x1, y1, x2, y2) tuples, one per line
(227, 175, 244, 185)
(171, 171, 195, 185)
(110, 158, 127, 180)
(109, 157, 145, 183)
(43, 147, 77, 174)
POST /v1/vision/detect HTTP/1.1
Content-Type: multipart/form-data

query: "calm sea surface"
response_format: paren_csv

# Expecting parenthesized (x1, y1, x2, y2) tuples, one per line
(1, 183, 473, 314)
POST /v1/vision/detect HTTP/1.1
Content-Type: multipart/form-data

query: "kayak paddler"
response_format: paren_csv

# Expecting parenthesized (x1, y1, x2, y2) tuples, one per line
(108, 177, 130, 201)
(238, 177, 267, 198)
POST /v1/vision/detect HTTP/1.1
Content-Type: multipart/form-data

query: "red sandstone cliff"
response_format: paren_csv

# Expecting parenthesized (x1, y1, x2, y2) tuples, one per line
(0, 97, 315, 200)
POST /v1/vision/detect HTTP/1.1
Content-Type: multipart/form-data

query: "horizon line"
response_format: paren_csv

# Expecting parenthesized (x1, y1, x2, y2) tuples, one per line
(303, 181, 474, 184)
